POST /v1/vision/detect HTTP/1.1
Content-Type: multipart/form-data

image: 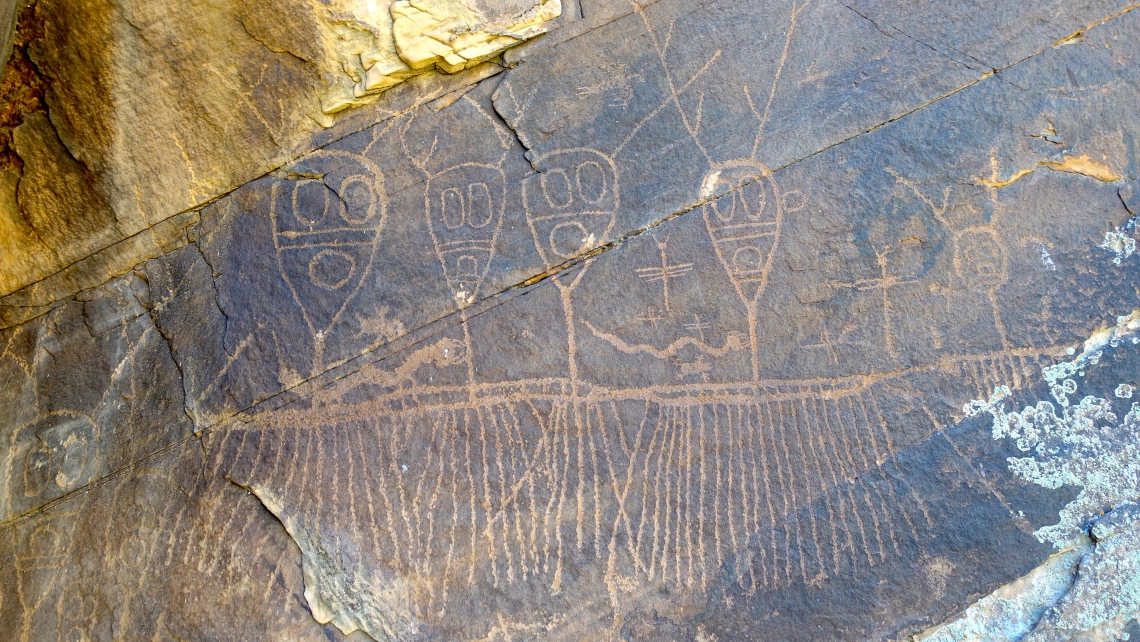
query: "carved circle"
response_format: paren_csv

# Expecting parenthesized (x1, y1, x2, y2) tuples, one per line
(541, 168, 574, 209)
(575, 161, 608, 205)
(308, 249, 356, 290)
(338, 176, 376, 224)
(549, 221, 591, 258)
(291, 180, 331, 227)
(732, 245, 764, 273)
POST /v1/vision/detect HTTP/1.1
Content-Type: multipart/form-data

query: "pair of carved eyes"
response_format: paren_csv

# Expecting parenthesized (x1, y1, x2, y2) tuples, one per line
(22, 416, 95, 497)
(710, 176, 771, 222)
(537, 160, 610, 209)
(289, 177, 377, 227)
(439, 182, 496, 229)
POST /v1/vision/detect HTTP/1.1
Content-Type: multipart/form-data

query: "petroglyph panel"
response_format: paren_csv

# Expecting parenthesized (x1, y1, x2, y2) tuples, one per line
(2, 0, 1140, 640)
(0, 272, 193, 522)
(0, 443, 350, 642)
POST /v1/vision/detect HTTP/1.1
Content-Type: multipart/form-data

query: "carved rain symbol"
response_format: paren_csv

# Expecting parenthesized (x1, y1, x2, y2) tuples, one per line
(700, 160, 805, 379)
(425, 163, 507, 309)
(271, 150, 387, 368)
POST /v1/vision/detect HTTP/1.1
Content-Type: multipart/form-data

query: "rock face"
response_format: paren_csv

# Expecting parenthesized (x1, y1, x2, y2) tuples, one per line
(0, 0, 560, 308)
(1, 0, 1139, 640)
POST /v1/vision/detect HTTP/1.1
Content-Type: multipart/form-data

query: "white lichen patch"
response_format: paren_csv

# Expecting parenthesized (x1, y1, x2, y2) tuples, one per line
(914, 543, 1091, 642)
(967, 310, 1140, 549)
(951, 310, 1140, 640)
(1101, 229, 1137, 265)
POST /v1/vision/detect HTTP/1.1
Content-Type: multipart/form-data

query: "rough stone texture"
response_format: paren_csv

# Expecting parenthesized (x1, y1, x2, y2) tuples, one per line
(1, 0, 1140, 640)
(0, 0, 561, 305)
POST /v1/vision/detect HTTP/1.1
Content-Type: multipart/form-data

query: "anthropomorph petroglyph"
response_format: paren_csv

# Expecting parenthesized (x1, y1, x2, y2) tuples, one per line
(272, 150, 388, 371)
(4, 1, 1140, 641)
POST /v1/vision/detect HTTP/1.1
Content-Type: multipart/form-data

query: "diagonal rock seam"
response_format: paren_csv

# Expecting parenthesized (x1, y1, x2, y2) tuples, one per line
(0, 0, 1126, 318)
(2, 0, 1138, 535)
(836, 0, 996, 74)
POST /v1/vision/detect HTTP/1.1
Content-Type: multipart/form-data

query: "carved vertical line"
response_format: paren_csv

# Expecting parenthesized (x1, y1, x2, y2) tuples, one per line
(500, 403, 531, 578)
(552, 401, 571, 592)
(477, 405, 500, 587)
(696, 403, 709, 589)
(802, 396, 843, 575)
(647, 404, 671, 581)
(462, 408, 479, 584)
(487, 403, 515, 583)
(745, 403, 771, 588)
(760, 401, 790, 586)
(589, 403, 604, 558)
(441, 411, 461, 597)
(683, 403, 696, 587)
(774, 400, 808, 584)
(822, 397, 870, 569)
(711, 401, 725, 570)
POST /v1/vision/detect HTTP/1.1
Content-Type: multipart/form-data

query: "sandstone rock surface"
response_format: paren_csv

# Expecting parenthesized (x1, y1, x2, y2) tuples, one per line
(1, 0, 1139, 640)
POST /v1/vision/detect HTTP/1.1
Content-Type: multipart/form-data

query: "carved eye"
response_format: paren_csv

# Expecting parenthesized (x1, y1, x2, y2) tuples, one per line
(541, 168, 574, 209)
(23, 443, 51, 497)
(291, 180, 331, 227)
(55, 433, 91, 491)
(575, 161, 608, 204)
(466, 183, 493, 228)
(739, 181, 768, 220)
(713, 187, 736, 222)
(442, 188, 465, 229)
(339, 177, 375, 224)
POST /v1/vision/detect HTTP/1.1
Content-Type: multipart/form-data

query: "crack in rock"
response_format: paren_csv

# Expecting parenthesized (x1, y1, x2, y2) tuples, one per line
(233, 478, 420, 642)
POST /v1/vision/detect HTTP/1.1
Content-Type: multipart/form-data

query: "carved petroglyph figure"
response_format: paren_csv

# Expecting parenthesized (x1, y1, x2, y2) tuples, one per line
(634, 236, 693, 314)
(524, 148, 619, 268)
(271, 150, 388, 370)
(701, 162, 806, 380)
(405, 95, 513, 396)
(240, 368, 949, 632)
(426, 162, 507, 309)
(523, 147, 620, 386)
(8, 0, 1139, 639)
(412, 96, 513, 310)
